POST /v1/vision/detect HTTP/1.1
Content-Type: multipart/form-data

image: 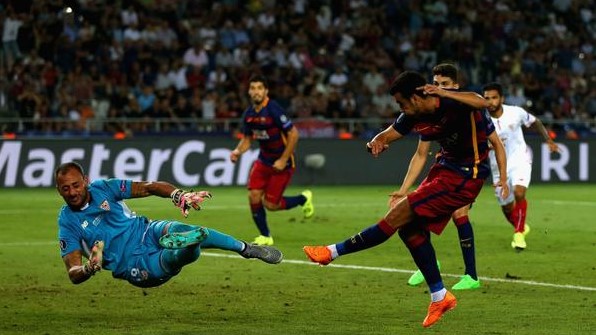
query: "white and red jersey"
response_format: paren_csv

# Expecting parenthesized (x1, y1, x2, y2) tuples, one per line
(491, 104, 535, 160)
(489, 104, 536, 197)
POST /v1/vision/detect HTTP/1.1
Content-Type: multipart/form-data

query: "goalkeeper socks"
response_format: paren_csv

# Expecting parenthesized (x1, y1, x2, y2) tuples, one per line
(336, 219, 397, 256)
(454, 216, 477, 280)
(250, 203, 270, 236)
(513, 199, 527, 233)
(200, 228, 244, 251)
(280, 194, 306, 210)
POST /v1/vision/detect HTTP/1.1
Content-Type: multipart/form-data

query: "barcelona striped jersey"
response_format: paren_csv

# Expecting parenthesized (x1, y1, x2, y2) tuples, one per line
(240, 97, 295, 169)
(392, 97, 496, 179)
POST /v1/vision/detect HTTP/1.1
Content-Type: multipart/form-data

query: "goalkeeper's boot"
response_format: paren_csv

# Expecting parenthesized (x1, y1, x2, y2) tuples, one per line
(240, 242, 283, 264)
(422, 291, 457, 328)
(451, 274, 481, 290)
(252, 235, 274, 246)
(511, 232, 526, 251)
(408, 260, 440, 286)
(301, 190, 314, 219)
(159, 227, 209, 249)
(303, 246, 333, 265)
(522, 223, 531, 237)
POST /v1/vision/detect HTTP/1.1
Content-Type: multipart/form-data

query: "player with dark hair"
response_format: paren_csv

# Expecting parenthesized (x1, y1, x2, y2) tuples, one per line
(391, 63, 482, 290)
(230, 74, 314, 246)
(304, 71, 509, 327)
(56, 162, 282, 287)
(483, 82, 559, 250)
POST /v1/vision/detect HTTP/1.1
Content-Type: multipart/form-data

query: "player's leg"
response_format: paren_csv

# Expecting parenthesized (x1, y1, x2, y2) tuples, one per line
(159, 221, 283, 267)
(511, 185, 528, 233)
(494, 179, 515, 224)
(247, 161, 272, 245)
(406, 234, 440, 287)
(450, 205, 480, 290)
(398, 223, 457, 327)
(507, 163, 532, 249)
(303, 196, 410, 265)
(262, 168, 314, 218)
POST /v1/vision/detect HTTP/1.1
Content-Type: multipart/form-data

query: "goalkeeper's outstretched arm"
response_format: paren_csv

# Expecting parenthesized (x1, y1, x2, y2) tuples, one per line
(130, 181, 211, 218)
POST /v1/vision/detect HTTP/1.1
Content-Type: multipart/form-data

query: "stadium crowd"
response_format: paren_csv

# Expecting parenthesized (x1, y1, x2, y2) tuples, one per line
(0, 0, 594, 138)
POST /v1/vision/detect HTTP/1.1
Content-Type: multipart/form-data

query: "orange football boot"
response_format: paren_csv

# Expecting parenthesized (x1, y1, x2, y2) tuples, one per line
(303, 246, 333, 265)
(422, 290, 457, 328)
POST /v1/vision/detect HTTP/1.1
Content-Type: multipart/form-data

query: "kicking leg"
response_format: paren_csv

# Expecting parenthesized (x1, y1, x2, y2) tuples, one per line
(303, 197, 413, 265)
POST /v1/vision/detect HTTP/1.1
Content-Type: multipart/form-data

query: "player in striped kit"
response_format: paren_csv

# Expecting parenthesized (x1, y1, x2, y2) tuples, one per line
(230, 74, 314, 246)
(393, 63, 483, 290)
(304, 71, 509, 327)
(482, 82, 559, 250)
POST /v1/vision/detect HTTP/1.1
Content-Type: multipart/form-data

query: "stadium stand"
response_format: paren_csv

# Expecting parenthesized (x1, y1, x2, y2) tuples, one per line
(0, 0, 594, 139)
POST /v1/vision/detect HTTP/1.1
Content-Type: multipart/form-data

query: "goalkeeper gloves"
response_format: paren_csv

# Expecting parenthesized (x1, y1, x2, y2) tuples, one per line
(170, 189, 212, 218)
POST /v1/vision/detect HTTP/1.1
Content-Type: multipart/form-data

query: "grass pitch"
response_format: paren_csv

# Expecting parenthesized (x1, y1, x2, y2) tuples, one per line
(0, 184, 594, 334)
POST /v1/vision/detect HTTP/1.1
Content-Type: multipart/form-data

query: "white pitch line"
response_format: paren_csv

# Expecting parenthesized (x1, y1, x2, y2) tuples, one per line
(203, 252, 596, 292)
(2, 241, 594, 292)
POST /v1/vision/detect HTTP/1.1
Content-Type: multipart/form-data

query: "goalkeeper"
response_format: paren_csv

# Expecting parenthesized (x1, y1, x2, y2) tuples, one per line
(55, 162, 283, 287)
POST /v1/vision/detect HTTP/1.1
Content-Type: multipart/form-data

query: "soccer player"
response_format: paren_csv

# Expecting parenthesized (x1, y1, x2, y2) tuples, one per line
(483, 82, 559, 250)
(56, 162, 283, 287)
(390, 63, 482, 290)
(303, 71, 509, 328)
(230, 74, 314, 246)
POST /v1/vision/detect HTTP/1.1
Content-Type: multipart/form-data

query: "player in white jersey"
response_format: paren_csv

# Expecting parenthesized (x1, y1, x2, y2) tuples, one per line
(482, 83, 559, 250)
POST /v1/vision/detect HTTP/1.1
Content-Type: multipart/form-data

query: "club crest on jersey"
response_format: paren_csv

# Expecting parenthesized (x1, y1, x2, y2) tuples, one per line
(81, 220, 89, 229)
(100, 200, 110, 211)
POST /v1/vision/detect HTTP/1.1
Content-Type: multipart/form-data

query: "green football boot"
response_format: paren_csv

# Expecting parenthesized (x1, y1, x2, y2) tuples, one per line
(159, 227, 209, 249)
(407, 261, 441, 286)
(452, 274, 481, 290)
(252, 235, 274, 246)
(302, 190, 314, 219)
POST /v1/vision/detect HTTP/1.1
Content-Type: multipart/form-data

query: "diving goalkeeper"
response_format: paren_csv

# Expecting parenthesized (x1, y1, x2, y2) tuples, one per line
(55, 162, 282, 287)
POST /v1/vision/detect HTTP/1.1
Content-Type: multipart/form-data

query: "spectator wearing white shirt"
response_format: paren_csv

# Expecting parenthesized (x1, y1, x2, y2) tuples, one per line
(362, 65, 386, 95)
(182, 43, 209, 69)
(121, 5, 139, 27)
(2, 9, 24, 69)
(327, 66, 349, 93)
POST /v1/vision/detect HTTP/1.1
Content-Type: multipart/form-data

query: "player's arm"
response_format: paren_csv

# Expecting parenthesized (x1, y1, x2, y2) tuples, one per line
(366, 125, 403, 157)
(230, 136, 252, 163)
(395, 140, 430, 195)
(488, 131, 509, 199)
(130, 181, 178, 198)
(63, 249, 100, 284)
(273, 126, 299, 171)
(388, 140, 430, 208)
(418, 85, 489, 109)
(131, 181, 212, 217)
(529, 117, 559, 153)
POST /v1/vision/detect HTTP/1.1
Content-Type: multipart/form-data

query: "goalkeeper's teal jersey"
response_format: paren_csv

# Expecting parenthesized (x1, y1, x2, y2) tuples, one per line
(57, 179, 150, 278)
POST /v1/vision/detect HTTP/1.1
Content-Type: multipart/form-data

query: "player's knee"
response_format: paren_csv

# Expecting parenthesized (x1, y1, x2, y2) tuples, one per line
(263, 200, 280, 211)
(398, 226, 428, 248)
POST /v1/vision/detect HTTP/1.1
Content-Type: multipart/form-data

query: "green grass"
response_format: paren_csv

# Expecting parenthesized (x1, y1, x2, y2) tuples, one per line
(0, 185, 595, 335)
